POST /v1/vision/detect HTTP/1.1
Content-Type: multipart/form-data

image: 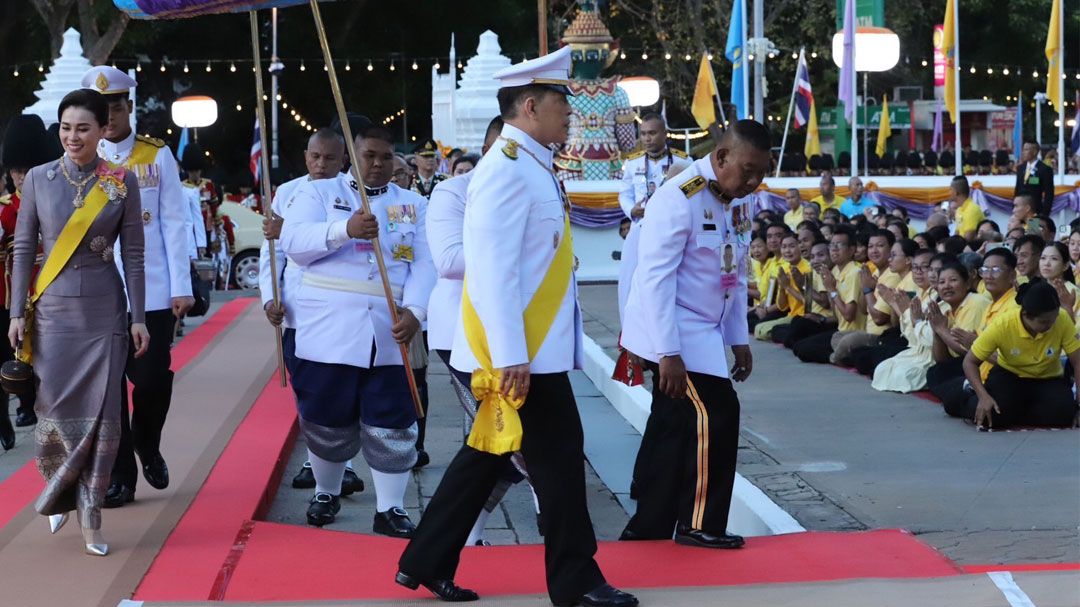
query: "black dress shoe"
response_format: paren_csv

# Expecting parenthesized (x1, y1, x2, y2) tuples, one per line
(14, 409, 36, 427)
(103, 482, 135, 508)
(618, 527, 647, 541)
(141, 452, 169, 490)
(554, 583, 639, 607)
(373, 507, 415, 538)
(0, 405, 14, 451)
(306, 492, 340, 526)
(291, 462, 315, 488)
(674, 524, 745, 549)
(341, 468, 365, 496)
(412, 449, 430, 469)
(395, 571, 479, 602)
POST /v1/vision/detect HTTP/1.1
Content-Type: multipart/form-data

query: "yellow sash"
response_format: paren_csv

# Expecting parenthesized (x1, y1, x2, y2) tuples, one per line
(125, 139, 160, 172)
(18, 177, 113, 364)
(461, 215, 574, 455)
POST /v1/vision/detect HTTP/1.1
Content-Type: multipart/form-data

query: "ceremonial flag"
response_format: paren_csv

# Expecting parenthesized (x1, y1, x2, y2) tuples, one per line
(691, 55, 719, 130)
(804, 99, 821, 159)
(942, 0, 958, 123)
(176, 127, 189, 163)
(725, 0, 748, 120)
(1013, 93, 1024, 159)
(838, 0, 856, 120)
(793, 53, 813, 129)
(250, 119, 262, 184)
(931, 101, 943, 153)
(876, 96, 892, 157)
(1045, 0, 1063, 111)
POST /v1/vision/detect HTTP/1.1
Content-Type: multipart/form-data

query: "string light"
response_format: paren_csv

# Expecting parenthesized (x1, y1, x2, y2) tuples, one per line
(619, 51, 626, 60)
(707, 53, 714, 61)
(275, 93, 281, 101)
(792, 52, 799, 59)
(300, 60, 306, 71)
(323, 63, 328, 72)
(166, 128, 173, 135)
(434, 60, 441, 69)
(748, 53, 755, 61)
(664, 52, 671, 60)
(183, 62, 189, 73)
(345, 61, 351, 71)
(230, 62, 237, 72)
(986, 67, 993, 75)
(282, 102, 288, 108)
(262, 93, 268, 101)
(160, 62, 166, 72)
(1032, 70, 1039, 78)
(12, 66, 18, 77)
(457, 60, 463, 69)
(37, 63, 44, 73)
(411, 60, 419, 70)
(205, 62, 212, 72)
(969, 65, 976, 74)
(1002, 67, 1009, 75)
(810, 51, 818, 58)
(236, 103, 242, 111)
(641, 51, 648, 60)
(389, 62, 396, 72)
(921, 59, 928, 67)
(135, 62, 142, 72)
(684, 53, 692, 61)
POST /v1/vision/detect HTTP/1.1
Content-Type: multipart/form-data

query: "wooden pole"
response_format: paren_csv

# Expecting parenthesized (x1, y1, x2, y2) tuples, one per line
(537, 0, 548, 56)
(248, 11, 287, 388)
(306, 0, 423, 418)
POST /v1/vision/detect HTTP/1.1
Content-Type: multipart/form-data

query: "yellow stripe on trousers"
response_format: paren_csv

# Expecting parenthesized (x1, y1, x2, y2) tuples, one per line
(685, 378, 709, 530)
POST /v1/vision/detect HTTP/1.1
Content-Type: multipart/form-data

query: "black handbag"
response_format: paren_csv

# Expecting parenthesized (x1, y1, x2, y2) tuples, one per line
(188, 260, 214, 317)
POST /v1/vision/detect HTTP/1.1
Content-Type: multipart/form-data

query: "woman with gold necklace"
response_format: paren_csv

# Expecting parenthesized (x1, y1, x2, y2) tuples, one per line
(7, 89, 147, 556)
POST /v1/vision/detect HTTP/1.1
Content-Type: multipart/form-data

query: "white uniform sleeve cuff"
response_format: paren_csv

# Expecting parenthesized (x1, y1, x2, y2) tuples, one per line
(326, 220, 351, 249)
(406, 305, 427, 323)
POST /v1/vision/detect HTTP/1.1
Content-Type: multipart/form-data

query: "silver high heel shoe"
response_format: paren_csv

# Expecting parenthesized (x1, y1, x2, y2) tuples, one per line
(84, 543, 109, 556)
(48, 513, 68, 534)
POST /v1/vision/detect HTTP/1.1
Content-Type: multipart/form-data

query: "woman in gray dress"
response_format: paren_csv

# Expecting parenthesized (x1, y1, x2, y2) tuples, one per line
(8, 89, 148, 556)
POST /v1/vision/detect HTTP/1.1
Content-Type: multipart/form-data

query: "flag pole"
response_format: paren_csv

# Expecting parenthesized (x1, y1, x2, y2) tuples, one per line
(249, 11, 286, 388)
(775, 47, 803, 178)
(306, 0, 424, 418)
(1056, 0, 1065, 181)
(952, 0, 961, 176)
(740, 0, 749, 121)
(707, 53, 729, 129)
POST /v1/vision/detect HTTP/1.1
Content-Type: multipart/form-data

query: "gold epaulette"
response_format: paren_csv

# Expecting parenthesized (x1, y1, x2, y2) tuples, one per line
(135, 134, 166, 148)
(671, 148, 688, 158)
(679, 175, 706, 198)
(501, 139, 519, 160)
(623, 150, 645, 161)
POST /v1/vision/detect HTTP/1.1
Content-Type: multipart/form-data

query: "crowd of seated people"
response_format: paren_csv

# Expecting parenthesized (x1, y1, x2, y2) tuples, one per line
(772, 145, 1065, 178)
(748, 175, 1080, 430)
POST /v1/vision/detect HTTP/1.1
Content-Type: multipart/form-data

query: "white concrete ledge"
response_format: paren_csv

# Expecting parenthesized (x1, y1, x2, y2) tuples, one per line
(580, 334, 806, 537)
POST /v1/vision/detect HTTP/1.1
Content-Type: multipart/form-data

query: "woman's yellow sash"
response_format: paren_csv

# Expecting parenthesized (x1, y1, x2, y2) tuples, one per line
(461, 215, 574, 455)
(18, 179, 113, 364)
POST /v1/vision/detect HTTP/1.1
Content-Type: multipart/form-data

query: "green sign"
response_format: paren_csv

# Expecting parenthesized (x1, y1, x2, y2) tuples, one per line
(817, 105, 910, 132)
(835, 0, 885, 29)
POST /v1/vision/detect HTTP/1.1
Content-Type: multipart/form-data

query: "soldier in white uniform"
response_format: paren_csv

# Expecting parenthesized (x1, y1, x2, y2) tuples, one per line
(183, 182, 206, 259)
(620, 120, 771, 549)
(398, 47, 637, 607)
(616, 112, 691, 325)
(81, 67, 194, 509)
(280, 125, 434, 534)
(259, 127, 363, 498)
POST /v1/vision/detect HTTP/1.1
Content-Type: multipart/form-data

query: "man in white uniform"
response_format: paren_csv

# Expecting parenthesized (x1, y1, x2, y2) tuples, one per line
(620, 120, 771, 549)
(616, 112, 691, 324)
(397, 47, 637, 607)
(82, 66, 194, 509)
(259, 127, 364, 498)
(280, 125, 434, 534)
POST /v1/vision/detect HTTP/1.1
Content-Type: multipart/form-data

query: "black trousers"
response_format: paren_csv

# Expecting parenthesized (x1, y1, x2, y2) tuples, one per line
(927, 357, 968, 416)
(624, 368, 739, 538)
(112, 309, 175, 486)
(414, 332, 430, 451)
(956, 367, 1076, 428)
(781, 316, 836, 349)
(399, 372, 604, 603)
(850, 330, 907, 376)
(793, 329, 837, 363)
(0, 307, 35, 415)
(747, 309, 784, 332)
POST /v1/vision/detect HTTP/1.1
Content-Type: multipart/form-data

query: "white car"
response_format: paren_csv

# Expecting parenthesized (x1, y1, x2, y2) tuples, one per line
(219, 201, 266, 290)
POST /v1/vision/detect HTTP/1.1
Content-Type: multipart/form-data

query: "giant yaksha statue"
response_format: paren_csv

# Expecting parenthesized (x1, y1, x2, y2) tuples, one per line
(555, 0, 637, 181)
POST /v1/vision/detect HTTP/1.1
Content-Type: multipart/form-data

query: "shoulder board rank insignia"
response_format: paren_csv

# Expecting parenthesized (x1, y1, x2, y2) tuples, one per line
(679, 175, 706, 198)
(501, 139, 519, 160)
(135, 134, 165, 148)
(671, 148, 688, 158)
(624, 150, 645, 160)
(349, 179, 359, 191)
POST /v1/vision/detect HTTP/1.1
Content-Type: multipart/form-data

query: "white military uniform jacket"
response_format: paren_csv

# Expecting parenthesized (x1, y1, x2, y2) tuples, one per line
(280, 174, 435, 368)
(616, 148, 691, 324)
(183, 182, 206, 258)
(426, 172, 472, 352)
(450, 124, 583, 374)
(622, 157, 750, 378)
(102, 131, 192, 310)
(258, 175, 309, 330)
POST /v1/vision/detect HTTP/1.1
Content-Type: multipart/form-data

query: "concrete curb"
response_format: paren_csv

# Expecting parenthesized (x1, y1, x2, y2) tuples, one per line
(580, 334, 806, 537)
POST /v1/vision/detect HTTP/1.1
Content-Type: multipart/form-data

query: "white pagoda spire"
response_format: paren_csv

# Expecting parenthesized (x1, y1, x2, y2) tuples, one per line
(25, 28, 95, 126)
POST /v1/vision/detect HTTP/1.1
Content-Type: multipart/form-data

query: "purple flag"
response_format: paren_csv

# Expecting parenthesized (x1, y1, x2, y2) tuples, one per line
(932, 100, 943, 152)
(838, 0, 856, 120)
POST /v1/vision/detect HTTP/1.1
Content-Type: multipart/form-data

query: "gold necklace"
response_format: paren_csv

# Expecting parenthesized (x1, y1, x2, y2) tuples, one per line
(59, 155, 96, 208)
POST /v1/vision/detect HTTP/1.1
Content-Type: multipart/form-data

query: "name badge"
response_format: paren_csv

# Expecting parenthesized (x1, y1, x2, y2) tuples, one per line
(1029, 176, 1040, 185)
(720, 272, 738, 289)
(695, 233, 722, 250)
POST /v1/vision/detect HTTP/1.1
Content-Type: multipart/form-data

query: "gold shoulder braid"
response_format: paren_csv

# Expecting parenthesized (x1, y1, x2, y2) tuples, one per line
(679, 175, 706, 198)
(501, 138, 519, 160)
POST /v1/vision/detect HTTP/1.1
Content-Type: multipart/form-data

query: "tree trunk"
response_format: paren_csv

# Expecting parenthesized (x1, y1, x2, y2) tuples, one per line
(78, 0, 129, 65)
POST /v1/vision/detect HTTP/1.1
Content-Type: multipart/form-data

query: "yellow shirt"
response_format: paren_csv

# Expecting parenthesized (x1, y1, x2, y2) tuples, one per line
(783, 207, 804, 230)
(832, 261, 866, 332)
(810, 270, 830, 316)
(811, 194, 842, 211)
(777, 258, 812, 317)
(867, 269, 912, 335)
(977, 287, 1020, 380)
(955, 198, 985, 238)
(759, 256, 782, 306)
(971, 308, 1080, 379)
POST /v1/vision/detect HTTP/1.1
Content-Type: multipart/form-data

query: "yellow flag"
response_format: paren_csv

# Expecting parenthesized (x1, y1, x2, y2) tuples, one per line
(1045, 0, 1062, 110)
(691, 55, 718, 130)
(876, 96, 892, 157)
(942, 0, 958, 123)
(804, 99, 821, 161)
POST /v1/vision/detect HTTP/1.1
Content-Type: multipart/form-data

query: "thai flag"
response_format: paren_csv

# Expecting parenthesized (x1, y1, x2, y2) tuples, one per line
(249, 118, 261, 184)
(793, 54, 813, 130)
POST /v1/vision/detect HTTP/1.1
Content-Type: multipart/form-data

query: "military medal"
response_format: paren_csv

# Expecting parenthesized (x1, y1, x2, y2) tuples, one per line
(142, 209, 152, 225)
(392, 244, 414, 262)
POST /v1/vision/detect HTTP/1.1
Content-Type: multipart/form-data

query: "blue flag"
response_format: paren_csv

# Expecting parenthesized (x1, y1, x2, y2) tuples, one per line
(1012, 94, 1023, 161)
(176, 127, 189, 164)
(725, 0, 747, 120)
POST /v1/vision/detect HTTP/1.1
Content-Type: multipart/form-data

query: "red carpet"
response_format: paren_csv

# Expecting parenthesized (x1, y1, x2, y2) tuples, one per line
(0, 298, 254, 532)
(216, 525, 961, 602)
(134, 375, 297, 601)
